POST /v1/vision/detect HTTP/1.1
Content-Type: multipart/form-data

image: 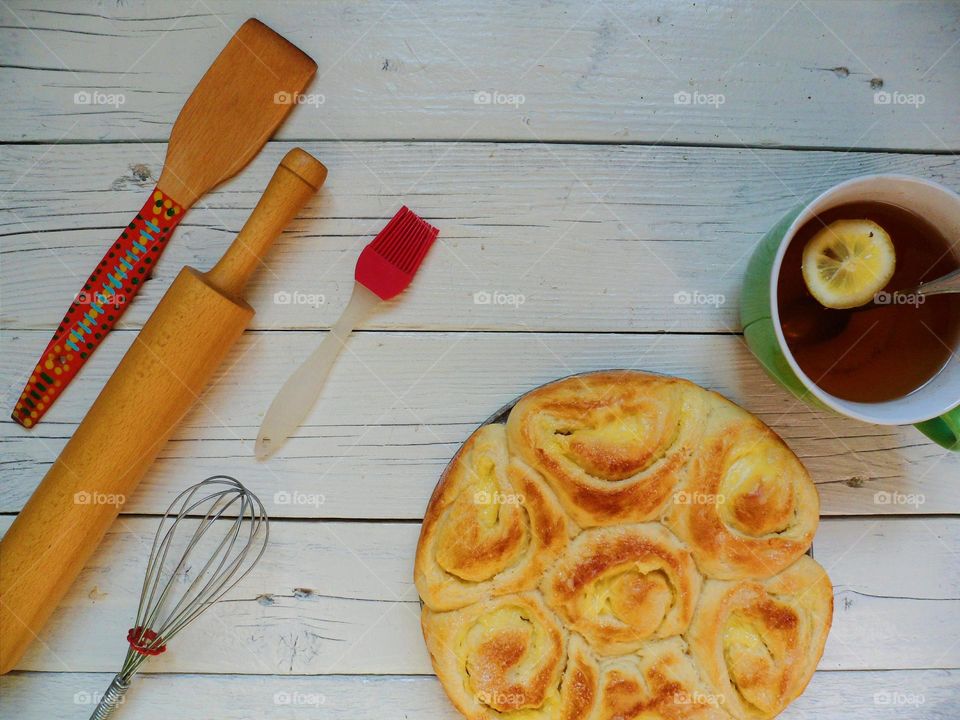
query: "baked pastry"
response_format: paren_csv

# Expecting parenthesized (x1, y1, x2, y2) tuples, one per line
(415, 424, 570, 611)
(663, 394, 819, 579)
(506, 371, 706, 527)
(686, 556, 833, 720)
(416, 371, 831, 720)
(595, 637, 730, 719)
(541, 523, 701, 655)
(421, 592, 599, 719)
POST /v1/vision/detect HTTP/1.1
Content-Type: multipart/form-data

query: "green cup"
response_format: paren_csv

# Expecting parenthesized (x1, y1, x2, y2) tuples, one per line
(741, 174, 960, 451)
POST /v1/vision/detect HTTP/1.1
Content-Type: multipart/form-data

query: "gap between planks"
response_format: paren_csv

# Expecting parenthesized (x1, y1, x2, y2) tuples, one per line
(0, 516, 957, 674)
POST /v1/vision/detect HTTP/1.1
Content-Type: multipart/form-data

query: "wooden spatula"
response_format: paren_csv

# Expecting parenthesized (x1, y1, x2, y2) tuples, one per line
(12, 18, 316, 428)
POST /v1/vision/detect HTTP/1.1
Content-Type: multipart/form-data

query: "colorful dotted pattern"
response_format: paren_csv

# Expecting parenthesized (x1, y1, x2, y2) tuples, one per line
(12, 188, 184, 428)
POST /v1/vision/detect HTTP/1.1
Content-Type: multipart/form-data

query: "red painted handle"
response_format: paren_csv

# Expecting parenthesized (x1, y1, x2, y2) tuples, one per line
(12, 187, 184, 428)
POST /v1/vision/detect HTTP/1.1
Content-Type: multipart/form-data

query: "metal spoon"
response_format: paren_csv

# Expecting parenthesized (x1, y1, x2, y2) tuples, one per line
(781, 267, 960, 345)
(911, 266, 960, 297)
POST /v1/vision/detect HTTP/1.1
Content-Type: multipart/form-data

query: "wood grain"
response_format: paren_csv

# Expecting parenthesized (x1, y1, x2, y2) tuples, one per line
(2, 142, 959, 333)
(0, 150, 326, 674)
(155, 19, 316, 207)
(2, 1, 958, 714)
(0, 516, 956, 674)
(0, 269, 252, 675)
(1, 669, 957, 720)
(3, 330, 956, 518)
(0, 1, 957, 149)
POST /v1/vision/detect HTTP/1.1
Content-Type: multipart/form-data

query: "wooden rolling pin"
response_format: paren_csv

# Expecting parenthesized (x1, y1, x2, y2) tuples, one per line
(0, 148, 327, 674)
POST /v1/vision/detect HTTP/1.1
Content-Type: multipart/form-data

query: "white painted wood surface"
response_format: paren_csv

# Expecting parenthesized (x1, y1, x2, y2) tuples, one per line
(3, 330, 958, 518)
(0, 1, 957, 149)
(1, 1, 958, 718)
(2, 670, 956, 720)
(3, 143, 959, 334)
(0, 516, 956, 674)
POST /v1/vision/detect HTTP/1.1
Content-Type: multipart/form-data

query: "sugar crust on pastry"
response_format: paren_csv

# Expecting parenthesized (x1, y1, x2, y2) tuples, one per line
(663, 394, 820, 579)
(541, 523, 702, 655)
(686, 555, 833, 720)
(421, 593, 599, 719)
(506, 371, 706, 527)
(594, 637, 730, 720)
(415, 424, 571, 611)
(417, 371, 831, 720)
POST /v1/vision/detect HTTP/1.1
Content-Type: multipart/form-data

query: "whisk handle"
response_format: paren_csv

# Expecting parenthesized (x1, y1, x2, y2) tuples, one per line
(89, 674, 131, 720)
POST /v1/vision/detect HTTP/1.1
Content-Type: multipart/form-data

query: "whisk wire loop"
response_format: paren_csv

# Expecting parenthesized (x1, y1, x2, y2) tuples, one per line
(90, 475, 268, 720)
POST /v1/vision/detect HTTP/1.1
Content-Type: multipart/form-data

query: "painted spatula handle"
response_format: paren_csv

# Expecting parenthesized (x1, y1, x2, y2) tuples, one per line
(12, 188, 184, 428)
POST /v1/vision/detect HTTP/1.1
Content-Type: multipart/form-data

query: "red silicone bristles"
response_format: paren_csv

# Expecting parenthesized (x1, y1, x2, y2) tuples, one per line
(369, 206, 438, 274)
(355, 206, 438, 300)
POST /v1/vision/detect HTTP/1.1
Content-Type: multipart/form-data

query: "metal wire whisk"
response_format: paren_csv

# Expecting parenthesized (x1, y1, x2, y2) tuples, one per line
(90, 476, 268, 719)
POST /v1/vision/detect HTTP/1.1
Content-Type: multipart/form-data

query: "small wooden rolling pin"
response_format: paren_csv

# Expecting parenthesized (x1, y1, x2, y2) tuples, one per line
(0, 148, 327, 674)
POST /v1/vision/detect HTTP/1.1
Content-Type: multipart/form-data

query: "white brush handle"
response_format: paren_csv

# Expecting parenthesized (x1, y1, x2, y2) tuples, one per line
(255, 283, 380, 459)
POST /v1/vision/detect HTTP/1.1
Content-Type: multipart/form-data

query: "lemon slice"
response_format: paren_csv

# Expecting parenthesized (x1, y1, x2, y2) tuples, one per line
(801, 219, 896, 309)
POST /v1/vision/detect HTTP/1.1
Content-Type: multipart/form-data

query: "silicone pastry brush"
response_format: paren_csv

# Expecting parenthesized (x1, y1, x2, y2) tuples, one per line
(256, 207, 439, 459)
(12, 19, 316, 428)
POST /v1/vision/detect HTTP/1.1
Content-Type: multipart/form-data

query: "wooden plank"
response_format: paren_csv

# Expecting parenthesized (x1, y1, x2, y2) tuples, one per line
(815, 518, 960, 672)
(0, 1, 957, 149)
(3, 330, 957, 518)
(1, 669, 957, 720)
(0, 516, 956, 674)
(2, 142, 959, 334)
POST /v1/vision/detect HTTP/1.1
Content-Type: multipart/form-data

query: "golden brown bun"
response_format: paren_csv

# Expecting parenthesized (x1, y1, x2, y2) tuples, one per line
(506, 371, 706, 527)
(663, 394, 819, 579)
(541, 524, 702, 655)
(418, 371, 830, 720)
(415, 424, 570, 611)
(686, 556, 834, 720)
(595, 637, 730, 719)
(421, 593, 599, 719)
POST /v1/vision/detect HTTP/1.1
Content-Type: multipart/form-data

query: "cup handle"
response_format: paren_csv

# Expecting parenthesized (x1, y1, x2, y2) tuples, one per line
(915, 405, 960, 451)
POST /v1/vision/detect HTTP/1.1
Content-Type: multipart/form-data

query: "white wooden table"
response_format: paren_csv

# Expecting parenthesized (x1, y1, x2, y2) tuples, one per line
(1, 1, 958, 717)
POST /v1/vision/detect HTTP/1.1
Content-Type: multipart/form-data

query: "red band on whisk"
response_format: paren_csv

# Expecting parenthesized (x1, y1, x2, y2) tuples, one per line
(127, 626, 166, 656)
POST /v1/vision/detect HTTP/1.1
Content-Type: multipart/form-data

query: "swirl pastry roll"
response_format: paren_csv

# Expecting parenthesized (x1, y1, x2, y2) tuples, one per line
(541, 524, 701, 655)
(594, 637, 729, 720)
(665, 396, 819, 579)
(417, 371, 831, 720)
(421, 593, 599, 719)
(686, 556, 833, 720)
(415, 424, 570, 611)
(506, 372, 706, 528)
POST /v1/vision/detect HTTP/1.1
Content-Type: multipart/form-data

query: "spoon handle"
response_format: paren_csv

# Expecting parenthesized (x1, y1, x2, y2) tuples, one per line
(916, 267, 960, 297)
